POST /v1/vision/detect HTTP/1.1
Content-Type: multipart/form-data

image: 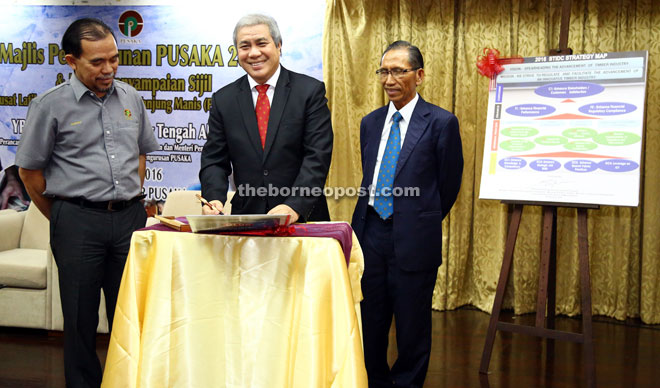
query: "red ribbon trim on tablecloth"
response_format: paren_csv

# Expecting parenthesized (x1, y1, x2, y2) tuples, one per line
(140, 219, 354, 267)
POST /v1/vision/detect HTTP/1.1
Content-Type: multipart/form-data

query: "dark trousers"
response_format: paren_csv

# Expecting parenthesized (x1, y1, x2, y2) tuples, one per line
(360, 207, 438, 388)
(49, 199, 146, 388)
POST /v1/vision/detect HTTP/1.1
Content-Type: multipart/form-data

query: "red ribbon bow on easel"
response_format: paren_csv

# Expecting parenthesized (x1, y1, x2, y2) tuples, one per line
(476, 48, 524, 90)
(476, 48, 506, 78)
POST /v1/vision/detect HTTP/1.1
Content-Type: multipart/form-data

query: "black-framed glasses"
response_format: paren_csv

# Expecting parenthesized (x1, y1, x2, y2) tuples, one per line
(375, 67, 420, 79)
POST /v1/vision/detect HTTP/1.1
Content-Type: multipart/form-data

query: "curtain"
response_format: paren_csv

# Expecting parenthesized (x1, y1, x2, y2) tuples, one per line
(323, 0, 660, 323)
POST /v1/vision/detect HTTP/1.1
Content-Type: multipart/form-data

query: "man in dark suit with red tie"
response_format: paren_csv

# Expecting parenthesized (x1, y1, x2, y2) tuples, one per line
(199, 14, 333, 222)
(351, 41, 464, 387)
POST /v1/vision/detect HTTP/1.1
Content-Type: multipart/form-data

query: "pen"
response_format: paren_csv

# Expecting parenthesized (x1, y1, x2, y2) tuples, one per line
(195, 193, 224, 215)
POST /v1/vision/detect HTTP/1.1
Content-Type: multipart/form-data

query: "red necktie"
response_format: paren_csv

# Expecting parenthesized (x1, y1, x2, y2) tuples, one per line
(255, 84, 270, 148)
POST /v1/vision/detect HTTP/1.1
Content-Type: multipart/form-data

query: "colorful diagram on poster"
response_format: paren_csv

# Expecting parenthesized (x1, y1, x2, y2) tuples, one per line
(479, 51, 648, 206)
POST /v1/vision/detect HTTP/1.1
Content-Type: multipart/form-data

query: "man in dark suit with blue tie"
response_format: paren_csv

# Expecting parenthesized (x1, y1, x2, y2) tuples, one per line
(351, 41, 464, 387)
(200, 14, 332, 222)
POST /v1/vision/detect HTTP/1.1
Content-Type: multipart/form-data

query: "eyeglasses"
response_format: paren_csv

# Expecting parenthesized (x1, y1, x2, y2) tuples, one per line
(375, 67, 420, 79)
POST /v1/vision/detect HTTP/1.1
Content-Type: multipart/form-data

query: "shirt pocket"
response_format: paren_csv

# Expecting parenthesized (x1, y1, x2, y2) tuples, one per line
(113, 121, 140, 154)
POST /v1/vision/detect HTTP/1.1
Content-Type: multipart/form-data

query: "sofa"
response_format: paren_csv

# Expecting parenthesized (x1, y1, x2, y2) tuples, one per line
(0, 203, 52, 329)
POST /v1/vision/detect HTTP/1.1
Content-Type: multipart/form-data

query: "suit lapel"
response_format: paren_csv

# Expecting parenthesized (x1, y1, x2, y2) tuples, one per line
(237, 76, 264, 158)
(363, 107, 388, 187)
(263, 67, 291, 160)
(395, 98, 430, 179)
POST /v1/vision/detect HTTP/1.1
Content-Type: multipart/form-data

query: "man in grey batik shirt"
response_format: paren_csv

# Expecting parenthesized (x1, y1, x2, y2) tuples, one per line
(15, 18, 159, 388)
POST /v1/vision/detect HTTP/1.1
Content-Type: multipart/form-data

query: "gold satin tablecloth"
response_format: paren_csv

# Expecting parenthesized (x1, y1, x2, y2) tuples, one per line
(101, 228, 367, 388)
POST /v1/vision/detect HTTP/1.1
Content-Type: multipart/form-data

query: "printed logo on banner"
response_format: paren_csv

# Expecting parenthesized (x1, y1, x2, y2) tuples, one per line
(118, 10, 144, 38)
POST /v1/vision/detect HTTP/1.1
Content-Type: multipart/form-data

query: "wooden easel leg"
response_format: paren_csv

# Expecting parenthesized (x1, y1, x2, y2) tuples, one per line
(536, 206, 556, 327)
(547, 208, 557, 330)
(577, 208, 596, 388)
(479, 204, 523, 374)
(545, 208, 558, 377)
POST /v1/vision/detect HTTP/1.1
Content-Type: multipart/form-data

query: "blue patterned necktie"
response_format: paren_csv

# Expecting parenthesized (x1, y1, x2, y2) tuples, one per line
(374, 111, 403, 219)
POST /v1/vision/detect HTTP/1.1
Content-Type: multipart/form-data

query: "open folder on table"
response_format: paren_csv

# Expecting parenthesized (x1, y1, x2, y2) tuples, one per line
(185, 214, 290, 233)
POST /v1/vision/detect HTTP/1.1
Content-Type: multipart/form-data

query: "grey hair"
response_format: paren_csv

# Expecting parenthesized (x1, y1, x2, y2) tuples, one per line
(233, 14, 282, 47)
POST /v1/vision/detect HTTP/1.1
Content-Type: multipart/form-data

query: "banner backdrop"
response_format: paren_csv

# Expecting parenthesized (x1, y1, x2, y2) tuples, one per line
(0, 3, 324, 202)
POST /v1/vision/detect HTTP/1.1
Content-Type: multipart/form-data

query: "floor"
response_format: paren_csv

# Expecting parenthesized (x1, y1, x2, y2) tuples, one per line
(0, 308, 658, 387)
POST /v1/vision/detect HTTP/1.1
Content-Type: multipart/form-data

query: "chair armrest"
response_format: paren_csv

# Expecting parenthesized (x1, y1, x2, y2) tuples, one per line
(50, 253, 63, 330)
(46, 247, 54, 329)
(224, 190, 235, 215)
(145, 216, 159, 227)
(0, 210, 25, 252)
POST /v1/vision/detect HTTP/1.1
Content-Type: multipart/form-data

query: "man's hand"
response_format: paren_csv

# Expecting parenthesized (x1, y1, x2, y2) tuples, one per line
(18, 167, 51, 219)
(267, 204, 299, 224)
(202, 200, 224, 215)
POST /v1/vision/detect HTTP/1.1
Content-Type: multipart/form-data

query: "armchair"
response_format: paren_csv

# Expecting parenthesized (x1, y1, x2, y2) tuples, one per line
(0, 203, 51, 329)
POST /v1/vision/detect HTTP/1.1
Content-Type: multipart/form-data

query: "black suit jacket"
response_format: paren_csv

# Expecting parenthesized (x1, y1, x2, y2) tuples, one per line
(351, 97, 463, 271)
(200, 66, 333, 221)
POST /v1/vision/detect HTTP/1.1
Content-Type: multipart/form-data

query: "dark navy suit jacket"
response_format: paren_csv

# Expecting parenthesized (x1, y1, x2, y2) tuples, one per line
(351, 97, 463, 271)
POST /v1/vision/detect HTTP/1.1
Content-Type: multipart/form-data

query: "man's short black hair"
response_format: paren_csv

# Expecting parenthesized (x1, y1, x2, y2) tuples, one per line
(382, 40, 424, 69)
(62, 18, 116, 58)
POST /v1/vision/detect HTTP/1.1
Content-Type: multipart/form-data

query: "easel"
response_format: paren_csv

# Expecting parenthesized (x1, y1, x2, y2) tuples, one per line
(479, 1, 597, 387)
(479, 202, 597, 387)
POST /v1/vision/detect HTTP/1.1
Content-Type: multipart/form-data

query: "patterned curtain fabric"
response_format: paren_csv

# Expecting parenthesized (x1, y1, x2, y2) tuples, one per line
(323, 0, 660, 323)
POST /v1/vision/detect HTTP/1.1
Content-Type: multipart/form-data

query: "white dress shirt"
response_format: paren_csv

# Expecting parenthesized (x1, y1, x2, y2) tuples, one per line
(368, 93, 420, 206)
(247, 65, 281, 107)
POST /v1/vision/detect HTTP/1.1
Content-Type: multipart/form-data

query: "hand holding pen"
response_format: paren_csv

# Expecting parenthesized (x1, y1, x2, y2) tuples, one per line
(196, 193, 224, 215)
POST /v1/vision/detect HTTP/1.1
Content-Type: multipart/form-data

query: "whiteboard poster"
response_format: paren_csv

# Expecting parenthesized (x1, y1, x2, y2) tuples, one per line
(478, 51, 648, 206)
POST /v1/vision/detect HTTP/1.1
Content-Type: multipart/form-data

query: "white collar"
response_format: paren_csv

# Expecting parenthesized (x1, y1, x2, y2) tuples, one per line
(247, 65, 281, 90)
(385, 93, 419, 124)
